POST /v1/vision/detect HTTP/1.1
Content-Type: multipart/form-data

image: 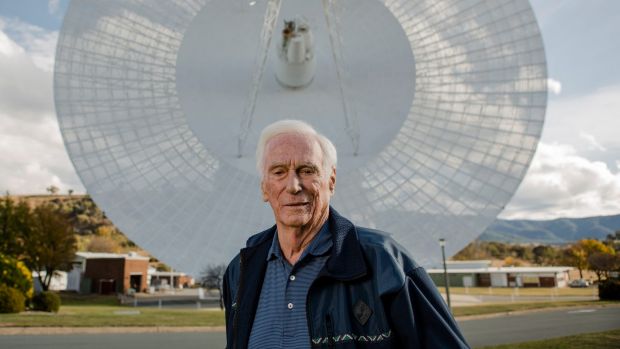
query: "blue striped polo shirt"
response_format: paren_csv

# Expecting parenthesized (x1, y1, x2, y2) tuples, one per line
(248, 223, 332, 349)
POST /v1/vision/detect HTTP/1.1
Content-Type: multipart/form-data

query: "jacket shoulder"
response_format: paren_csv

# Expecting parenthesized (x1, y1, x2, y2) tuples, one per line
(224, 253, 241, 298)
(245, 226, 275, 247)
(356, 227, 420, 271)
(355, 227, 421, 294)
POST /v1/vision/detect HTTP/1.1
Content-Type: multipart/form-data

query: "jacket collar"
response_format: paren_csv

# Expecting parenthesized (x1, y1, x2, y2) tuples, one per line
(321, 207, 367, 280)
(244, 206, 367, 281)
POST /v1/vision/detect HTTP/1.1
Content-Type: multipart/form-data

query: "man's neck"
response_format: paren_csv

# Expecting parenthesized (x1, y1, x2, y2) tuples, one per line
(277, 211, 328, 265)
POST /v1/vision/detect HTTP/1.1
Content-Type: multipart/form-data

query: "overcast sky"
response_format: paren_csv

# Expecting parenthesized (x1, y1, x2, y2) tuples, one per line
(0, 0, 619, 220)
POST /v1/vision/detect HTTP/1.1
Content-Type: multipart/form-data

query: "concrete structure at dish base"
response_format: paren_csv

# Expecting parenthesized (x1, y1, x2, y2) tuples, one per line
(427, 260, 574, 288)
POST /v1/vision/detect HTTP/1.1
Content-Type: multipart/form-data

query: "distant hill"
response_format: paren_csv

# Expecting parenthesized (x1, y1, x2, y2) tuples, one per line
(10, 194, 113, 235)
(480, 214, 620, 243)
(8, 194, 146, 256)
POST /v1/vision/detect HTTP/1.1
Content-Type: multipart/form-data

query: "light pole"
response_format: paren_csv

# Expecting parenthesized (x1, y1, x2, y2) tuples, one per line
(439, 238, 451, 310)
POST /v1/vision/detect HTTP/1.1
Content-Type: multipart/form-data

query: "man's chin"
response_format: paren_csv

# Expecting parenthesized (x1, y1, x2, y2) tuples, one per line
(278, 214, 312, 229)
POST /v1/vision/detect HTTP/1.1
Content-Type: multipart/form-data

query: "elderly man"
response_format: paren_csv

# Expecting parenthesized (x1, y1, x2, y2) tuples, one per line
(223, 120, 469, 348)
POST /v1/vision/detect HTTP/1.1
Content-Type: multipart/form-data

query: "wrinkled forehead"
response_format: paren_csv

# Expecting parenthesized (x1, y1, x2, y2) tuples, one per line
(264, 133, 323, 166)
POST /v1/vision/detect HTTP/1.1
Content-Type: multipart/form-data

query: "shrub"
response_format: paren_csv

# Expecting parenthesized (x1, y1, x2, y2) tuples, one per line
(599, 279, 620, 300)
(0, 254, 34, 299)
(0, 284, 26, 313)
(32, 291, 61, 312)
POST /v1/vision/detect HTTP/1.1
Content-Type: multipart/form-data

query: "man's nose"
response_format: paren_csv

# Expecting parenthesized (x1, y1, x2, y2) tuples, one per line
(286, 172, 302, 194)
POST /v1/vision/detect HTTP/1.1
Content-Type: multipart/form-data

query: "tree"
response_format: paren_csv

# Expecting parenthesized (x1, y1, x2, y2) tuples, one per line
(452, 240, 488, 260)
(563, 239, 615, 279)
(156, 263, 171, 272)
(588, 252, 619, 282)
(532, 245, 559, 265)
(0, 254, 34, 300)
(605, 231, 620, 253)
(201, 264, 227, 310)
(46, 185, 60, 195)
(486, 242, 507, 259)
(86, 236, 119, 253)
(509, 245, 531, 260)
(0, 195, 35, 258)
(563, 244, 588, 279)
(0, 195, 22, 257)
(503, 256, 522, 267)
(21, 204, 77, 291)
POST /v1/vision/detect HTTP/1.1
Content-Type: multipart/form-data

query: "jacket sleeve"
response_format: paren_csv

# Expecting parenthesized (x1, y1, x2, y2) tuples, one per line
(386, 266, 470, 348)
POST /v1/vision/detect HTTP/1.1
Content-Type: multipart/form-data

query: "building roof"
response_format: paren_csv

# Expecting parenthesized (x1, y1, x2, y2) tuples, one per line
(426, 266, 573, 274)
(446, 260, 492, 265)
(149, 271, 188, 277)
(75, 251, 149, 261)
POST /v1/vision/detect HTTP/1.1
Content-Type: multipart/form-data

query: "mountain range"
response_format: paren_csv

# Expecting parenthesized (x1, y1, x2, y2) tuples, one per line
(479, 214, 620, 244)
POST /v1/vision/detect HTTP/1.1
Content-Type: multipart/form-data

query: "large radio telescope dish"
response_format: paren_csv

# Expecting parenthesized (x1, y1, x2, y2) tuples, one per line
(55, 0, 547, 276)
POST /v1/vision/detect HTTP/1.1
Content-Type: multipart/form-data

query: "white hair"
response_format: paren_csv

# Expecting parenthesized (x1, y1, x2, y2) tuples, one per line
(256, 119, 338, 177)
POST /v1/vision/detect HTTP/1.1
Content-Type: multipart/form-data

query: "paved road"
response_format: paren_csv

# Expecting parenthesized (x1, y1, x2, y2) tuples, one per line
(460, 306, 620, 348)
(2, 307, 619, 348)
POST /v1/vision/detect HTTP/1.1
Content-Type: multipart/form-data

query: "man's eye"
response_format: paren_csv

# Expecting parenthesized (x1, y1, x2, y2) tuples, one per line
(300, 168, 316, 175)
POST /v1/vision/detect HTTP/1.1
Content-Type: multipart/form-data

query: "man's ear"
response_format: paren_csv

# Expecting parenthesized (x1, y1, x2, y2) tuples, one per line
(329, 167, 336, 194)
(261, 180, 269, 202)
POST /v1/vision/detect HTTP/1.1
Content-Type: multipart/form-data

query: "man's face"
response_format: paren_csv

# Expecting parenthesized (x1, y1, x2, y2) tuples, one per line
(261, 133, 335, 231)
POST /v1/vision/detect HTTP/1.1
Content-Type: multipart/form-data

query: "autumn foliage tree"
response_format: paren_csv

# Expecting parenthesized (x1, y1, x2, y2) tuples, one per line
(1, 196, 77, 292)
(86, 236, 119, 253)
(588, 252, 619, 282)
(0, 195, 31, 257)
(563, 239, 615, 279)
(20, 204, 77, 291)
(0, 254, 34, 300)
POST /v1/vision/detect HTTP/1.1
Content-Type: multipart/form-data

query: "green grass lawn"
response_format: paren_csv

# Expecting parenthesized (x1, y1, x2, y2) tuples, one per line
(452, 300, 619, 317)
(476, 328, 620, 349)
(0, 293, 225, 327)
(0, 305, 224, 327)
(447, 287, 597, 297)
(0, 292, 617, 328)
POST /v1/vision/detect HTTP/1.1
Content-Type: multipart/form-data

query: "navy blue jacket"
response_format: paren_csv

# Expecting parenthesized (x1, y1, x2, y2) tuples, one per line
(223, 207, 470, 348)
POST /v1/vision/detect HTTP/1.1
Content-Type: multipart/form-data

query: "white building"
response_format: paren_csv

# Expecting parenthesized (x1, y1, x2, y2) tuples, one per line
(428, 260, 573, 288)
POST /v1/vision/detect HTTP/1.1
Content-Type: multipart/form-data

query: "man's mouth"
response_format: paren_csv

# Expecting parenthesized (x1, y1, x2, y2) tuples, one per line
(285, 202, 309, 207)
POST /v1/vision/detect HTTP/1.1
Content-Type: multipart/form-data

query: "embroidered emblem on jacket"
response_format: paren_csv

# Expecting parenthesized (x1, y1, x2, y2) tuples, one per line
(353, 299, 373, 325)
